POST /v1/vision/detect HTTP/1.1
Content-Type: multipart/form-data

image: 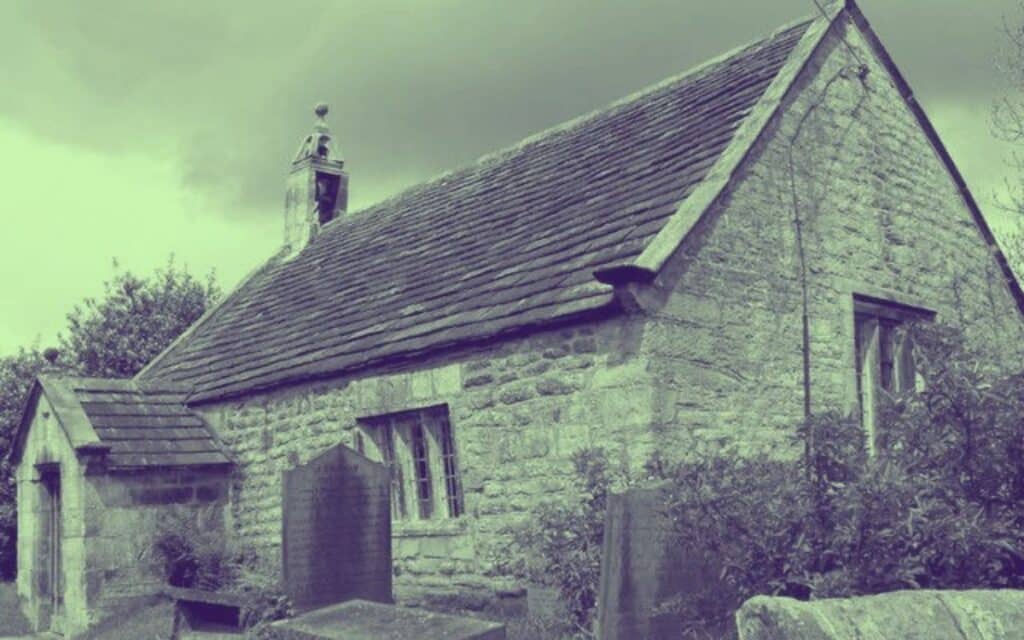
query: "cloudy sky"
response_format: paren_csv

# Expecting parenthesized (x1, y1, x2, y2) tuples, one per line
(1, 0, 1023, 357)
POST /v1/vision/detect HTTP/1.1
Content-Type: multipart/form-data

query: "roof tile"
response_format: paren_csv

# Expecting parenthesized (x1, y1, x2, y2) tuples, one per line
(63, 377, 230, 468)
(140, 18, 812, 401)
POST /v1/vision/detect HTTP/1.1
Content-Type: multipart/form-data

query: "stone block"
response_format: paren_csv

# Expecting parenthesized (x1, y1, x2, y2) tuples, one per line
(410, 371, 434, 400)
(735, 590, 1024, 640)
(268, 599, 506, 640)
(433, 365, 462, 395)
(463, 373, 495, 388)
(591, 359, 649, 390)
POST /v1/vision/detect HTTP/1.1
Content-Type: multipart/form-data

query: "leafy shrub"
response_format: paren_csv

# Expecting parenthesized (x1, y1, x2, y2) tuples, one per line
(233, 552, 295, 640)
(149, 504, 232, 590)
(0, 260, 218, 579)
(661, 321, 1024, 638)
(147, 506, 293, 636)
(516, 323, 1024, 639)
(516, 447, 629, 637)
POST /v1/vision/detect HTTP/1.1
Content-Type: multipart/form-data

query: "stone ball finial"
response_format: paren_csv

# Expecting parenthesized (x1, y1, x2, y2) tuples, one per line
(315, 103, 329, 119)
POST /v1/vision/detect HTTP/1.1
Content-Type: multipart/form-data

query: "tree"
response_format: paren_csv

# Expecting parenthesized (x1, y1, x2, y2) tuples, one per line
(992, 2, 1024, 218)
(0, 258, 220, 579)
(0, 348, 45, 579)
(61, 258, 220, 378)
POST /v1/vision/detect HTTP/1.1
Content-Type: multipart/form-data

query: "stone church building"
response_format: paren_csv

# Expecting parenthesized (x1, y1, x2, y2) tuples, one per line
(12, 0, 1024, 634)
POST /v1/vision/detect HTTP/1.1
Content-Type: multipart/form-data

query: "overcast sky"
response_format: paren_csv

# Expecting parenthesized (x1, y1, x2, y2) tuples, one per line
(2, 0, 1023, 357)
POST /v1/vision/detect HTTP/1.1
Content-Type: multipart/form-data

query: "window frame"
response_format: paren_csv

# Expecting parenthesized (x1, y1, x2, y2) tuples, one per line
(851, 293, 934, 456)
(356, 405, 463, 523)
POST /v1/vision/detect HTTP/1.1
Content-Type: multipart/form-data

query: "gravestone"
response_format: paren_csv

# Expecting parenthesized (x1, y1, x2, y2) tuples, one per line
(282, 442, 391, 612)
(596, 482, 729, 640)
(267, 599, 506, 640)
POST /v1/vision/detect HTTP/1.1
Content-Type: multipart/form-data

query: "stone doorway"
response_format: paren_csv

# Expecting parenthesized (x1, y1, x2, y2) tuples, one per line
(38, 466, 63, 635)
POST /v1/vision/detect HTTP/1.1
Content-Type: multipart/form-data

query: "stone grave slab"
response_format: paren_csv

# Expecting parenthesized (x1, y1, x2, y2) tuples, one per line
(268, 599, 506, 640)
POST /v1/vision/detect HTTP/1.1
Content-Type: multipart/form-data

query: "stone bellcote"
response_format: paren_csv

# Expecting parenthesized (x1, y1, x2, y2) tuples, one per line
(283, 103, 349, 258)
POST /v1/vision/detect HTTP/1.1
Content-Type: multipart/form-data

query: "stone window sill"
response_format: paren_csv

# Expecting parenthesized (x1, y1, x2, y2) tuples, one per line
(393, 517, 467, 538)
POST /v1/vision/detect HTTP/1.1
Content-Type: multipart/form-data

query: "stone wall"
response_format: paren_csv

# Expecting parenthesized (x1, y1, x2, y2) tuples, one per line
(198, 315, 657, 604)
(736, 590, 1024, 640)
(191, 11, 1024, 612)
(640, 14, 1024, 459)
(16, 393, 89, 634)
(15, 391, 229, 636)
(81, 468, 228, 607)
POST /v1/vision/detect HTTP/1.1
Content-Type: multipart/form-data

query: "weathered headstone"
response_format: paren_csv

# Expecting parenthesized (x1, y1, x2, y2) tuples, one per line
(282, 442, 391, 611)
(596, 482, 729, 640)
(736, 590, 1024, 640)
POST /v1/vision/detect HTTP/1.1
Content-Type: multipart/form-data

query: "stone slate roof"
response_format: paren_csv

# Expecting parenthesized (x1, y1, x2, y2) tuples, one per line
(139, 17, 814, 402)
(70, 378, 230, 468)
(12, 376, 231, 469)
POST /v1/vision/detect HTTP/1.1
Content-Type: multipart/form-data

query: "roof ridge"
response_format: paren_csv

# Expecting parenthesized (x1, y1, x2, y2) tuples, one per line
(139, 9, 820, 399)
(328, 11, 818, 232)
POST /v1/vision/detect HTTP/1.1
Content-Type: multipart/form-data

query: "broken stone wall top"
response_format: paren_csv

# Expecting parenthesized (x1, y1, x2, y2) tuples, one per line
(736, 589, 1024, 640)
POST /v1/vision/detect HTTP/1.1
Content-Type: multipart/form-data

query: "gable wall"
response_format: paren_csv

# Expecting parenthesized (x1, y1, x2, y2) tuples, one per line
(197, 314, 660, 606)
(639, 13, 1024, 458)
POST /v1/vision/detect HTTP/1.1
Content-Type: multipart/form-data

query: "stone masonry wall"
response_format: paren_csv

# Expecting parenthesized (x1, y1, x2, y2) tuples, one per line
(639, 14, 1024, 459)
(81, 468, 229, 609)
(16, 393, 89, 635)
(16, 389, 229, 635)
(198, 315, 657, 605)
(736, 590, 1024, 640)
(192, 12, 1024, 611)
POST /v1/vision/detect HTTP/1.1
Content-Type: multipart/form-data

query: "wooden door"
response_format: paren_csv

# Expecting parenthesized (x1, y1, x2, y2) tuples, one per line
(43, 472, 63, 634)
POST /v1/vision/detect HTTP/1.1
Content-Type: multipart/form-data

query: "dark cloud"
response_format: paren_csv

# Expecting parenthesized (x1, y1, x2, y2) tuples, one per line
(2, 0, 1022, 219)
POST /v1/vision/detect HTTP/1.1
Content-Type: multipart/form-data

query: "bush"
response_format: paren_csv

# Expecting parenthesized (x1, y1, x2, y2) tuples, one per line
(661, 321, 1024, 638)
(516, 447, 628, 637)
(147, 506, 293, 636)
(517, 323, 1024, 639)
(149, 504, 232, 590)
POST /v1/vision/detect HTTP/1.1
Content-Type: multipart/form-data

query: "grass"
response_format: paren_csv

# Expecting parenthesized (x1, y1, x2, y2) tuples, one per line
(505, 614, 580, 640)
(74, 600, 176, 640)
(0, 581, 31, 636)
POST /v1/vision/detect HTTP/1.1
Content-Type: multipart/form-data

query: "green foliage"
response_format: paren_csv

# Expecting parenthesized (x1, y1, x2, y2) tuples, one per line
(147, 505, 293, 636)
(149, 504, 232, 590)
(0, 581, 32, 635)
(233, 555, 296, 640)
(517, 323, 1024, 640)
(61, 257, 220, 378)
(517, 447, 627, 637)
(662, 321, 1024, 638)
(0, 347, 44, 579)
(0, 259, 219, 580)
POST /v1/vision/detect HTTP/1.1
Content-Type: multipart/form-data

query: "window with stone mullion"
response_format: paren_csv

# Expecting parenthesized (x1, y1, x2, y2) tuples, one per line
(358, 405, 463, 522)
(853, 296, 931, 456)
(408, 420, 433, 520)
(363, 418, 407, 521)
(438, 415, 463, 518)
